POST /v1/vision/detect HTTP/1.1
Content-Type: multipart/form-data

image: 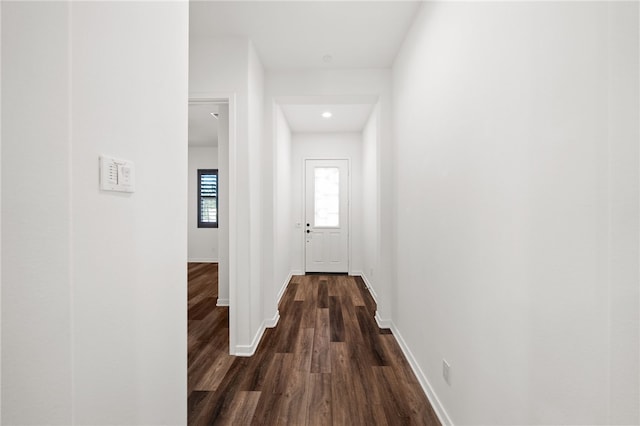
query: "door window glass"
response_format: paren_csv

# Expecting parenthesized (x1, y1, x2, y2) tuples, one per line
(314, 167, 339, 227)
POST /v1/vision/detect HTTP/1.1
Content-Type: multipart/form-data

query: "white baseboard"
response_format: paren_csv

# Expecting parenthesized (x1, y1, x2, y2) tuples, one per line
(354, 272, 387, 328)
(233, 310, 280, 357)
(356, 273, 390, 329)
(188, 258, 218, 263)
(358, 272, 393, 328)
(390, 322, 453, 426)
(291, 269, 304, 276)
(357, 272, 380, 305)
(216, 298, 229, 307)
(276, 271, 293, 306)
(233, 272, 292, 356)
(233, 329, 263, 357)
(375, 311, 392, 329)
(264, 310, 280, 328)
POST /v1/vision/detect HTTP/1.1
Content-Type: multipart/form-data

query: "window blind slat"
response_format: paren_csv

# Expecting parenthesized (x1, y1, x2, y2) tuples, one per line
(198, 169, 219, 228)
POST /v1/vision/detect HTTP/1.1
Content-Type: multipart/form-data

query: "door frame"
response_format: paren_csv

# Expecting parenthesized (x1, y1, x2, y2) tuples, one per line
(189, 93, 238, 354)
(302, 157, 352, 274)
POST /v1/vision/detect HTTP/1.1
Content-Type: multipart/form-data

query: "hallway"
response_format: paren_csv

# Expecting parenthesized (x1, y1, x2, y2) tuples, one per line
(4, 2, 639, 424)
(187, 264, 440, 425)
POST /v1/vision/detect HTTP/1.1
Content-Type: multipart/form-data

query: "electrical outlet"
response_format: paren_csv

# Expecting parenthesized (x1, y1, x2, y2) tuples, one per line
(443, 359, 451, 385)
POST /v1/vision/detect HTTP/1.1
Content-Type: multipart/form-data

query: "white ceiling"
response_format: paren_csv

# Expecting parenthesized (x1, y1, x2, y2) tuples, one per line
(189, 2, 416, 137)
(281, 103, 375, 133)
(189, 1, 421, 69)
(189, 103, 218, 147)
(189, 102, 373, 145)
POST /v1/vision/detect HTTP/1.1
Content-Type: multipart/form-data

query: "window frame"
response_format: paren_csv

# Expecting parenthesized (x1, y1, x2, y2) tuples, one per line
(198, 168, 219, 228)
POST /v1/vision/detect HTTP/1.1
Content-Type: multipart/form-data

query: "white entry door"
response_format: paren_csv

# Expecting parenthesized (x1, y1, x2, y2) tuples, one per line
(305, 159, 349, 273)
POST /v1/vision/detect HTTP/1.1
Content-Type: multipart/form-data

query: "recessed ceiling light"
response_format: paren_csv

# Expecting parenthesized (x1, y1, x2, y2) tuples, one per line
(321, 111, 332, 118)
(210, 113, 219, 119)
(322, 54, 333, 63)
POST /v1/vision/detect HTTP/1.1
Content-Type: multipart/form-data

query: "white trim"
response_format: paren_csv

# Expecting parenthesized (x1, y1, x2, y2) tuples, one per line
(291, 269, 304, 276)
(264, 310, 280, 328)
(390, 322, 453, 426)
(276, 271, 293, 306)
(187, 258, 218, 263)
(233, 327, 263, 357)
(189, 92, 238, 355)
(374, 311, 392, 329)
(367, 282, 379, 305)
(216, 298, 229, 307)
(275, 95, 379, 106)
(233, 311, 280, 357)
(189, 99, 230, 105)
(356, 271, 379, 305)
(354, 272, 389, 328)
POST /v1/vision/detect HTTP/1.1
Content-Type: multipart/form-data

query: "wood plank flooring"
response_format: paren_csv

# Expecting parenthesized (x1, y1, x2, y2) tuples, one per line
(188, 263, 440, 426)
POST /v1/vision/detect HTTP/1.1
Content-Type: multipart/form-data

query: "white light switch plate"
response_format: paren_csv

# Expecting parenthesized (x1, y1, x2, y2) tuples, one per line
(99, 155, 135, 193)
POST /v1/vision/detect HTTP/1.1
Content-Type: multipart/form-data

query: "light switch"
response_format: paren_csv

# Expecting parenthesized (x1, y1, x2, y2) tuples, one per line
(100, 155, 135, 193)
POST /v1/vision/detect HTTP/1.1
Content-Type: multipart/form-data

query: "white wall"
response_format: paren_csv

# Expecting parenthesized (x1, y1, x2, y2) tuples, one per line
(361, 104, 379, 298)
(71, 3, 188, 424)
(2, 2, 189, 424)
(265, 69, 393, 323)
(0, 0, 3, 416)
(188, 146, 219, 262)
(190, 35, 267, 354)
(606, 4, 640, 422)
(273, 105, 293, 302)
(290, 133, 363, 274)
(392, 2, 639, 424)
(2, 3, 72, 423)
(248, 41, 266, 337)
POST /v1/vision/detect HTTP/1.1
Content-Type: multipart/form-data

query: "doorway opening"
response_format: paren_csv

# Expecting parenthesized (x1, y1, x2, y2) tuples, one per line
(187, 96, 237, 402)
(188, 99, 230, 306)
(272, 95, 381, 288)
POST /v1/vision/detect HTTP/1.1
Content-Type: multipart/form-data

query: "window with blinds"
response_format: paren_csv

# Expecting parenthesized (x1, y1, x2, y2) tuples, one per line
(198, 169, 218, 228)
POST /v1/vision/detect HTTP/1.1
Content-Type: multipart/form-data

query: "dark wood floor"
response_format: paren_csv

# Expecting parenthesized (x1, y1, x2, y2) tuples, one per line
(188, 263, 440, 425)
